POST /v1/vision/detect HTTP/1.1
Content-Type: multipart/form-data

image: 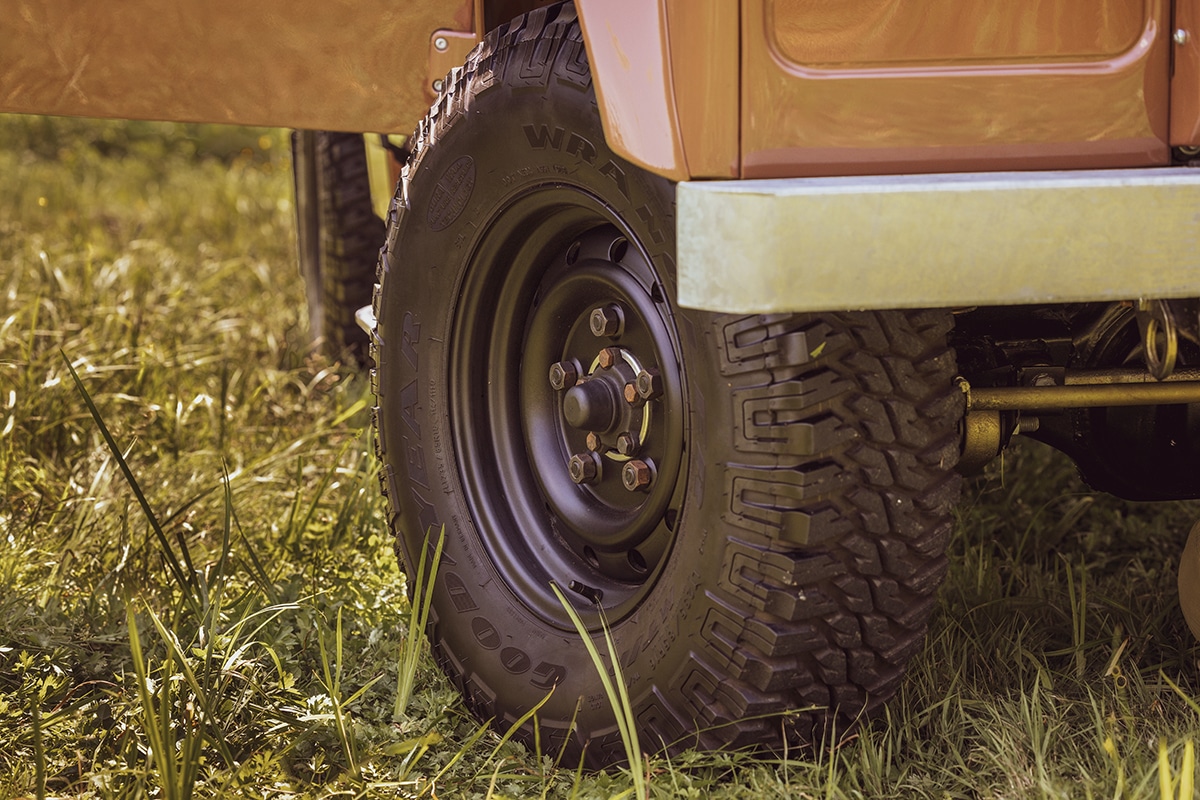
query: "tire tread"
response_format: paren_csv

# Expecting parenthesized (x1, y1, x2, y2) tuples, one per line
(372, 1, 962, 765)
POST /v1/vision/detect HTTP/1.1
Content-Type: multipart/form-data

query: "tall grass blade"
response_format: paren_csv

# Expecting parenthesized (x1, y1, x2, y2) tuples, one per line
(1162, 671, 1200, 718)
(144, 607, 240, 772)
(551, 582, 646, 800)
(481, 686, 556, 767)
(1182, 739, 1195, 799)
(29, 690, 45, 800)
(64, 351, 201, 614)
(1159, 738, 1173, 800)
(128, 601, 186, 800)
(317, 606, 361, 779)
(395, 525, 445, 719)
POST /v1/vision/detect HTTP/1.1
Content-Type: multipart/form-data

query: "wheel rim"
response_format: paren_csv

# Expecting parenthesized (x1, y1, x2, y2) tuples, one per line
(450, 185, 686, 628)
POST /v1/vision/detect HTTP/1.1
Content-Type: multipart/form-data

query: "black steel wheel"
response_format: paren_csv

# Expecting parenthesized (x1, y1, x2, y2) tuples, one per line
(292, 130, 383, 364)
(373, 2, 963, 768)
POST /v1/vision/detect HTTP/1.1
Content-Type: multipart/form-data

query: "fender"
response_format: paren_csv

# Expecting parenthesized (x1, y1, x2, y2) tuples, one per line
(575, 0, 739, 180)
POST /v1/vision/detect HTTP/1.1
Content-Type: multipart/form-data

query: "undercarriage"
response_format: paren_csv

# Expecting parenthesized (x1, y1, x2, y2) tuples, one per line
(954, 298, 1200, 500)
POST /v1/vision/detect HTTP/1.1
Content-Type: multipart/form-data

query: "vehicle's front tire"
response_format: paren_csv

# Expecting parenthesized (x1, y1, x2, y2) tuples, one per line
(373, 2, 963, 768)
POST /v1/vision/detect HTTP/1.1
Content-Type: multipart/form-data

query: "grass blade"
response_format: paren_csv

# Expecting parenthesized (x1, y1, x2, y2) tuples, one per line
(395, 525, 445, 719)
(551, 583, 645, 799)
(63, 351, 200, 614)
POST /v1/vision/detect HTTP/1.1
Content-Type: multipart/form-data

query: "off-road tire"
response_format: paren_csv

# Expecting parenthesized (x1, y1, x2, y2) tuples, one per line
(294, 130, 383, 364)
(373, 2, 962, 768)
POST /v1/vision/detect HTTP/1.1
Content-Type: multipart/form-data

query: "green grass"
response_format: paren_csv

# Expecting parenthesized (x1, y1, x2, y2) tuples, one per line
(3, 113, 1200, 798)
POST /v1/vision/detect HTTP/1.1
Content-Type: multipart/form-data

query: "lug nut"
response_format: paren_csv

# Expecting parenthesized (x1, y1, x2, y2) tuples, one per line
(635, 369, 663, 401)
(548, 360, 578, 391)
(569, 452, 601, 485)
(616, 432, 640, 456)
(589, 304, 623, 338)
(622, 459, 653, 491)
(586, 432, 603, 452)
(623, 382, 640, 405)
(597, 347, 620, 370)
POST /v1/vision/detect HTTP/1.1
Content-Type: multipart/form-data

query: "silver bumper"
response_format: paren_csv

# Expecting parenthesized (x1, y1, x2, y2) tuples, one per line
(677, 168, 1200, 313)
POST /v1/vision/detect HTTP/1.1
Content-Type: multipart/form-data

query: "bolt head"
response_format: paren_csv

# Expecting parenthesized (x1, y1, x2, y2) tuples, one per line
(635, 369, 663, 400)
(434, 35, 449, 51)
(621, 459, 652, 491)
(623, 382, 640, 405)
(616, 432, 639, 456)
(569, 453, 600, 485)
(1176, 28, 1190, 45)
(586, 432, 603, 452)
(589, 305, 622, 338)
(432, 78, 444, 93)
(597, 347, 619, 370)
(548, 360, 578, 391)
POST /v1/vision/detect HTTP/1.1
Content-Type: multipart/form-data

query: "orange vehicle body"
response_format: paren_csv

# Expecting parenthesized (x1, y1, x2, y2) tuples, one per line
(3, 0, 1193, 181)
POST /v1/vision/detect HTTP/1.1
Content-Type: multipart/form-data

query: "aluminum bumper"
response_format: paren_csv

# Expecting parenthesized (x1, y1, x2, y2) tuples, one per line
(677, 168, 1200, 313)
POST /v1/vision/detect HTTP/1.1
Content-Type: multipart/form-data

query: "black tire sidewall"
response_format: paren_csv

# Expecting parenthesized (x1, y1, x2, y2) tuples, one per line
(376, 47, 725, 756)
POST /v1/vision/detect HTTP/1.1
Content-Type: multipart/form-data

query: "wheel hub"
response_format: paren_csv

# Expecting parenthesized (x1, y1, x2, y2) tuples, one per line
(452, 198, 686, 622)
(518, 227, 685, 589)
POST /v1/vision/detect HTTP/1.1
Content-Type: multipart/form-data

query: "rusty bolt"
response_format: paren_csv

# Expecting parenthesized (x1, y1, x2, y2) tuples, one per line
(616, 432, 639, 456)
(635, 369, 663, 401)
(586, 432, 603, 452)
(569, 453, 601, 485)
(589, 305, 623, 338)
(548, 360, 578, 391)
(621, 459, 652, 491)
(597, 347, 619, 370)
(623, 382, 640, 405)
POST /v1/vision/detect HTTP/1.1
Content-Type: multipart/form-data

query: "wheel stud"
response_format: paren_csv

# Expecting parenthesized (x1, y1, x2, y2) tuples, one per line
(586, 432, 603, 452)
(589, 304, 623, 338)
(623, 382, 640, 405)
(622, 459, 653, 491)
(616, 432, 639, 456)
(597, 347, 620, 370)
(569, 452, 601, 485)
(548, 360, 578, 391)
(636, 369, 663, 400)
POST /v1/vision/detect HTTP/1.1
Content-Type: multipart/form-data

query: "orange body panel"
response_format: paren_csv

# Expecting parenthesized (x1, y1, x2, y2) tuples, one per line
(665, 0, 740, 178)
(739, 0, 1171, 177)
(1171, 0, 1200, 144)
(574, 1, 689, 181)
(0, 0, 473, 133)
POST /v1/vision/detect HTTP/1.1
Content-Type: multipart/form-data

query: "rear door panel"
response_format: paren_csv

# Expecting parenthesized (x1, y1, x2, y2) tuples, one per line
(743, 0, 1170, 177)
